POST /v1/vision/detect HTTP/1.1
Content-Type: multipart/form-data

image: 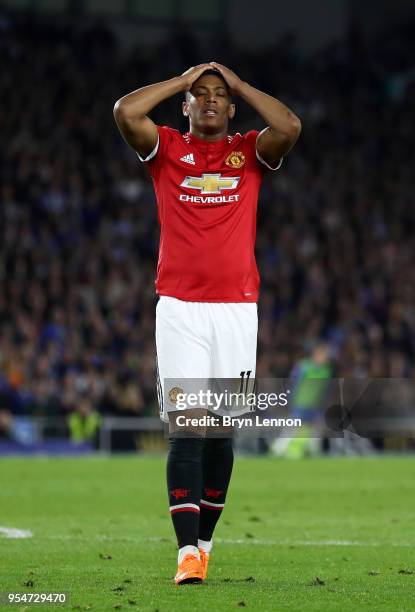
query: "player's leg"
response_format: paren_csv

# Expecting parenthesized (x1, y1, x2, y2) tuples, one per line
(198, 302, 258, 572)
(166, 428, 204, 583)
(156, 297, 211, 584)
(197, 435, 234, 578)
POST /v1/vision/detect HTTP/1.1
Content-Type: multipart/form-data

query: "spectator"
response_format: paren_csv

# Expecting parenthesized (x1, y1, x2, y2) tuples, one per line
(68, 398, 100, 444)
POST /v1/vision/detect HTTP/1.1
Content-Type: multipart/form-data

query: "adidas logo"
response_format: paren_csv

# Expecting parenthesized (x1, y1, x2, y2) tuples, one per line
(180, 153, 195, 165)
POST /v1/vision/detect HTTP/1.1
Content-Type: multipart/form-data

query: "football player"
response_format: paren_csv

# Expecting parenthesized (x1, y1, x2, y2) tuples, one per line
(114, 62, 301, 584)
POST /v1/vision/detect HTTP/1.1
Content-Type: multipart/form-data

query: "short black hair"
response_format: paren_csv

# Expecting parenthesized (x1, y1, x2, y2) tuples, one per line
(186, 68, 230, 97)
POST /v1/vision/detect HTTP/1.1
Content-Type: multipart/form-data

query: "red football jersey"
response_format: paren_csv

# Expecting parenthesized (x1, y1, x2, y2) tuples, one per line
(139, 126, 280, 302)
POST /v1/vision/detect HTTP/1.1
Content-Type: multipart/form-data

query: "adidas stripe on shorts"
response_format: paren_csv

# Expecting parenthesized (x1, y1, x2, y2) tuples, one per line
(155, 296, 258, 422)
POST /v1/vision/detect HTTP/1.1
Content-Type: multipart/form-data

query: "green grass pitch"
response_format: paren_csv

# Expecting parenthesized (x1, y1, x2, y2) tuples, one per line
(1, 455, 415, 611)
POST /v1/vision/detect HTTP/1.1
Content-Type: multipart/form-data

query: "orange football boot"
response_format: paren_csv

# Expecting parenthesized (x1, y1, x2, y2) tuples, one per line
(199, 548, 210, 580)
(174, 554, 203, 585)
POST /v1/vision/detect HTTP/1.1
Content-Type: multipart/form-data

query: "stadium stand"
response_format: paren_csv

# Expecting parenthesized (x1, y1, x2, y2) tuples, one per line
(1, 9, 415, 442)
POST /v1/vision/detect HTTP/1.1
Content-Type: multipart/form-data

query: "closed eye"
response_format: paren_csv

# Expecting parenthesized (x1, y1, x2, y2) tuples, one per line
(193, 88, 226, 97)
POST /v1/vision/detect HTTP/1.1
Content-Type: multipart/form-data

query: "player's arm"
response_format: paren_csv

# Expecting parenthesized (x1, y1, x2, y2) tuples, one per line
(113, 64, 211, 158)
(211, 62, 301, 168)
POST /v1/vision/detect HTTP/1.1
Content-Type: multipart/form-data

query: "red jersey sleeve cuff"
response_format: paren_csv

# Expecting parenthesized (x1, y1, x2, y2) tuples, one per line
(136, 135, 160, 162)
(255, 148, 283, 171)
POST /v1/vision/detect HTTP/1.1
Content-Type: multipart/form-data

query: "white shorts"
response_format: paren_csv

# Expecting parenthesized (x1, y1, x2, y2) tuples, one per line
(155, 296, 258, 422)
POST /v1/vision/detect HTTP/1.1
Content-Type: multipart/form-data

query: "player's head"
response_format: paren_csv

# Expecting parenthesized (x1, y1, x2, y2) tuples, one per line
(182, 69, 235, 135)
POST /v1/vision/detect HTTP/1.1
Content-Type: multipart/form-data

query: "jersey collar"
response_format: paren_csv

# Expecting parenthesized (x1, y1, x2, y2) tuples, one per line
(185, 131, 230, 148)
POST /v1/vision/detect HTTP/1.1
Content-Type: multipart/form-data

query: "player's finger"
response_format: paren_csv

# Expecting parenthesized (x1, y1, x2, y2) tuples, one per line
(210, 61, 225, 70)
(185, 65, 207, 79)
(182, 63, 208, 75)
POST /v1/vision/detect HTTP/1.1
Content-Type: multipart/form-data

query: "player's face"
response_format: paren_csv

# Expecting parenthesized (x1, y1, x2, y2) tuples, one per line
(183, 74, 235, 134)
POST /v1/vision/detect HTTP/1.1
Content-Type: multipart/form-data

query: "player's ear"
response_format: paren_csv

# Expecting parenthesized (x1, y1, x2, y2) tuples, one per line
(228, 103, 236, 119)
(182, 100, 190, 117)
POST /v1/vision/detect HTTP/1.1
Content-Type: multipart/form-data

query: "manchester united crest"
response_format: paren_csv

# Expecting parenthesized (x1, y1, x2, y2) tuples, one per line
(168, 386, 184, 404)
(225, 151, 245, 169)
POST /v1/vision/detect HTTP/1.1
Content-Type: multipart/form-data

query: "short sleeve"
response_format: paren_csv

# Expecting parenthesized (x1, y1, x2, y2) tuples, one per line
(242, 129, 283, 172)
(136, 125, 173, 178)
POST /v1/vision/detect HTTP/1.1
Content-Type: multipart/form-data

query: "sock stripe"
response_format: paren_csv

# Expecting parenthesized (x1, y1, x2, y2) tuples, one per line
(170, 503, 200, 514)
(200, 499, 225, 509)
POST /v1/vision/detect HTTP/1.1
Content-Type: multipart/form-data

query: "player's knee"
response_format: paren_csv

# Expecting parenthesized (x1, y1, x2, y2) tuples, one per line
(168, 436, 205, 463)
(204, 437, 233, 458)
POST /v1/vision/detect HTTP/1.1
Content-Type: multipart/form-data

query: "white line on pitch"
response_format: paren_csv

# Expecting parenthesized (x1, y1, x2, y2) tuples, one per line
(38, 534, 414, 547)
(0, 526, 33, 539)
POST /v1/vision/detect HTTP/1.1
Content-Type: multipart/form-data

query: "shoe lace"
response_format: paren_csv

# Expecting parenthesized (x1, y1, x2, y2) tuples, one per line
(181, 554, 199, 570)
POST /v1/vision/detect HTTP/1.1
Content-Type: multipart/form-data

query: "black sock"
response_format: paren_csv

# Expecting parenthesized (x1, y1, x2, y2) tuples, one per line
(199, 437, 234, 543)
(167, 436, 204, 548)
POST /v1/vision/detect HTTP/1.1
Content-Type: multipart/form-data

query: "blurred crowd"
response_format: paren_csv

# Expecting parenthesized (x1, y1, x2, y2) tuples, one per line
(1, 9, 415, 429)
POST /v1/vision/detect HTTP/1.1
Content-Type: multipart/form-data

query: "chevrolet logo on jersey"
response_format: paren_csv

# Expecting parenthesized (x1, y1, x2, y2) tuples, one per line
(181, 173, 240, 194)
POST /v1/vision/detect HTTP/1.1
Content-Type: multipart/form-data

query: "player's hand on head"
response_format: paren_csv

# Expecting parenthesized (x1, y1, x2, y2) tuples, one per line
(209, 62, 244, 95)
(180, 64, 211, 91)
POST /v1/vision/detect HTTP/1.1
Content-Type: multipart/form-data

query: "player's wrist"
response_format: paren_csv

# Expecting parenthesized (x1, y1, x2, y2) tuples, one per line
(173, 75, 190, 92)
(235, 80, 250, 97)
